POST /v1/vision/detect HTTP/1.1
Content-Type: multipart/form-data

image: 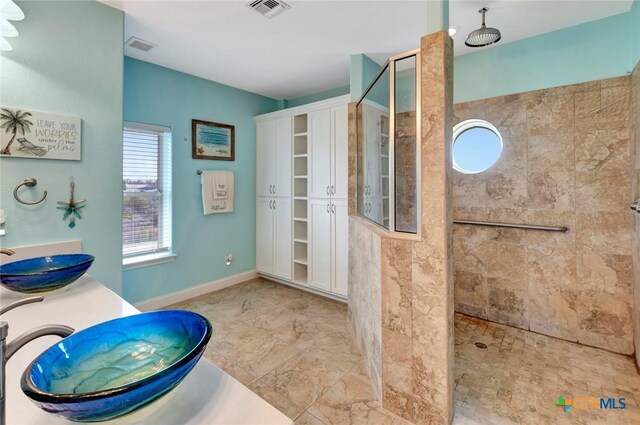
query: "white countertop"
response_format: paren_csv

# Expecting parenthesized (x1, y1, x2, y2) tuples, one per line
(1, 275, 293, 425)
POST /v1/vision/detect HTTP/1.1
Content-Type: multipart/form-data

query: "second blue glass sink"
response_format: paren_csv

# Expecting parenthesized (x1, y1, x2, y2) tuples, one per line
(21, 310, 212, 422)
(0, 254, 94, 293)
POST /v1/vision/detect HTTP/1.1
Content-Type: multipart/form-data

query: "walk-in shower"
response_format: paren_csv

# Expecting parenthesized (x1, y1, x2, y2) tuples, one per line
(356, 50, 420, 234)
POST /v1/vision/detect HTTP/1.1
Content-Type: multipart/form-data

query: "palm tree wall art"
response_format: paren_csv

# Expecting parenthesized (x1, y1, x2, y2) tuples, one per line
(1, 108, 33, 155)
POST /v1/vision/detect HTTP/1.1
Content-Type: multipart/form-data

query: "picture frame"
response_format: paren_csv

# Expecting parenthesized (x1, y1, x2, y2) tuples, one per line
(0, 106, 82, 161)
(192, 119, 235, 161)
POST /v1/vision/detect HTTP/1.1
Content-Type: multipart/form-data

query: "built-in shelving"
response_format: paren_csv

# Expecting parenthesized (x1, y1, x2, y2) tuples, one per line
(292, 113, 309, 285)
(381, 116, 390, 227)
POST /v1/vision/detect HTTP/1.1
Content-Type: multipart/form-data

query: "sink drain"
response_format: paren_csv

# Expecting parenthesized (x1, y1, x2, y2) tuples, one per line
(474, 342, 488, 349)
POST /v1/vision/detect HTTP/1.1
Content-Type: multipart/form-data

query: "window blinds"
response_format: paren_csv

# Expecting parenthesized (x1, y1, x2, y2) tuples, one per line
(123, 123, 172, 257)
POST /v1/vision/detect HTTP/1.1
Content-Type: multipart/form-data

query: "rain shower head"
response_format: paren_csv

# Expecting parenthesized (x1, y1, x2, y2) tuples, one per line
(465, 7, 501, 48)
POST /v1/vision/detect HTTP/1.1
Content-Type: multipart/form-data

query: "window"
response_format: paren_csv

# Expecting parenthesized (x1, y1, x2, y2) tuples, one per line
(452, 119, 503, 174)
(122, 122, 172, 266)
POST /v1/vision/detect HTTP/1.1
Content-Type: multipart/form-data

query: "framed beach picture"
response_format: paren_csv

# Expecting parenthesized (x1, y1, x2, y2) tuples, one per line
(192, 119, 235, 161)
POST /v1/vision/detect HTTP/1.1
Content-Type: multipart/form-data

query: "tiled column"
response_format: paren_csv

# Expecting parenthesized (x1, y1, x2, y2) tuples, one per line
(380, 31, 454, 425)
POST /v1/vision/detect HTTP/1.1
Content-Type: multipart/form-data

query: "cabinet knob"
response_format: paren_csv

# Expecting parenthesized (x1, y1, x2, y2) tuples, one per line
(331, 204, 335, 214)
(331, 185, 335, 195)
(326, 185, 330, 195)
(326, 203, 330, 213)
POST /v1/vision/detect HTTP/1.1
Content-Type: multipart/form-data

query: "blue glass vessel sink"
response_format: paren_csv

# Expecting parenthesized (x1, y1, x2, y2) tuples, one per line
(21, 310, 212, 422)
(0, 254, 94, 293)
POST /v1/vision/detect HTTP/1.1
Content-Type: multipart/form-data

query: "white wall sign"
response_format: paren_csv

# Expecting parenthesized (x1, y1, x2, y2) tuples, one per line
(0, 107, 81, 161)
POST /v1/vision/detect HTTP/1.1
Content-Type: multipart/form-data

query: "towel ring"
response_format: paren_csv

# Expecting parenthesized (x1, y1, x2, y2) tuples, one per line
(14, 178, 48, 205)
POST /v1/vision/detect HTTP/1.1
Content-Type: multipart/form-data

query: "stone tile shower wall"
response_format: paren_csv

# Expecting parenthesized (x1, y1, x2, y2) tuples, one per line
(453, 76, 634, 355)
(632, 61, 640, 367)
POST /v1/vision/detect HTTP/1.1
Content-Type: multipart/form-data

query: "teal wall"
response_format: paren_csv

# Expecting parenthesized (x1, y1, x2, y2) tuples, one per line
(122, 58, 278, 304)
(286, 85, 350, 108)
(455, 11, 634, 103)
(350, 54, 383, 101)
(0, 1, 124, 293)
(631, 0, 639, 67)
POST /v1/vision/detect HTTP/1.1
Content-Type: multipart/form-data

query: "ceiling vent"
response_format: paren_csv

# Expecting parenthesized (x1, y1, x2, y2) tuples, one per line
(247, 0, 290, 18)
(125, 36, 156, 52)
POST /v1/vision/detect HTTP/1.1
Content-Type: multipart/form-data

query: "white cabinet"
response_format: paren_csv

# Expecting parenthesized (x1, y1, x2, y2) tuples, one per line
(256, 197, 292, 280)
(256, 117, 292, 198)
(255, 95, 349, 300)
(332, 105, 349, 200)
(309, 199, 348, 295)
(310, 105, 348, 200)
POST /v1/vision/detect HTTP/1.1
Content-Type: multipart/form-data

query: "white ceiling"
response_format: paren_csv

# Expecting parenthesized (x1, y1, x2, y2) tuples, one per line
(104, 0, 633, 100)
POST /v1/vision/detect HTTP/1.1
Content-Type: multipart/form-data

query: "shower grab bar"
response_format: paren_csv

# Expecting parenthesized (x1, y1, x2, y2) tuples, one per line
(453, 219, 569, 233)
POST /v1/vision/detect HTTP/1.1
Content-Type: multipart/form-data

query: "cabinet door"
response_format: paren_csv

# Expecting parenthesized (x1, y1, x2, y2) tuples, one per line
(331, 200, 349, 296)
(256, 121, 275, 197)
(331, 104, 348, 200)
(309, 109, 332, 199)
(256, 197, 274, 274)
(273, 197, 292, 280)
(274, 117, 292, 197)
(309, 199, 331, 291)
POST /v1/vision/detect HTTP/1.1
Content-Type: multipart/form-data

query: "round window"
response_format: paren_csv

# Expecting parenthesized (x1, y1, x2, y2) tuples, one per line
(452, 119, 503, 174)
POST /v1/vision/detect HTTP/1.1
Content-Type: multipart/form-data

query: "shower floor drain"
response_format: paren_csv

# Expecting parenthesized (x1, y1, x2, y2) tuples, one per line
(474, 342, 488, 349)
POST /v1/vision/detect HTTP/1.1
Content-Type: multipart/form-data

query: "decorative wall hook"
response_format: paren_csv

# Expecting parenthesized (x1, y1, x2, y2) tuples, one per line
(13, 178, 47, 205)
(57, 181, 86, 228)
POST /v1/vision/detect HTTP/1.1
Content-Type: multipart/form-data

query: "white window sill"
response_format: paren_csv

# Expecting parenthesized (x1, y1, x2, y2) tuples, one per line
(123, 252, 177, 271)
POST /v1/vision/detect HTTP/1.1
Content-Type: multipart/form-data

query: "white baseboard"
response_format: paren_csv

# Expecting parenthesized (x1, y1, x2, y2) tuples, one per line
(135, 270, 258, 311)
(259, 273, 347, 304)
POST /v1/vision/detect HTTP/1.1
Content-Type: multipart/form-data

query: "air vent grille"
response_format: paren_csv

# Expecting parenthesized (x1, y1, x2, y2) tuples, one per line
(125, 37, 156, 52)
(247, 0, 290, 18)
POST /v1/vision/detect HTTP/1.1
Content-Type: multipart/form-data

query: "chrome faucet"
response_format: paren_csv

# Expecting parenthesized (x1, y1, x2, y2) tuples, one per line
(0, 249, 14, 256)
(0, 297, 74, 425)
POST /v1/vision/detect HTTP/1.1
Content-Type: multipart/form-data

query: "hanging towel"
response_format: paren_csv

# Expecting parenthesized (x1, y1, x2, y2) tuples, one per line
(201, 170, 234, 214)
(213, 171, 228, 199)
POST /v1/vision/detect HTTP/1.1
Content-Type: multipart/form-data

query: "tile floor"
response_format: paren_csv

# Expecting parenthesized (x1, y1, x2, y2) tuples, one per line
(166, 278, 640, 425)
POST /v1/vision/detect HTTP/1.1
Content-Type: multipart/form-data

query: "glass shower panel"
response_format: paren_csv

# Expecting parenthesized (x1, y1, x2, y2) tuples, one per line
(394, 55, 417, 233)
(357, 65, 390, 229)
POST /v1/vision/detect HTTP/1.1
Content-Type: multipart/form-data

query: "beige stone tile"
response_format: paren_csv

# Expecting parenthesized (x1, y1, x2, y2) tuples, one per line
(575, 170, 631, 212)
(483, 241, 528, 281)
(528, 171, 575, 211)
(575, 127, 630, 173)
(453, 206, 487, 221)
(308, 370, 396, 425)
(493, 124, 527, 174)
(575, 86, 630, 130)
(486, 207, 528, 223)
(486, 172, 528, 209)
(208, 319, 268, 356)
(234, 334, 301, 379)
(577, 291, 634, 355)
(487, 276, 528, 329)
(453, 225, 488, 273)
(452, 174, 486, 208)
(295, 412, 326, 425)
(203, 347, 256, 386)
(526, 213, 576, 287)
(248, 377, 306, 420)
(381, 238, 412, 336)
(528, 133, 574, 172)
(526, 92, 574, 136)
(250, 349, 351, 415)
(454, 269, 486, 311)
(528, 286, 578, 342)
